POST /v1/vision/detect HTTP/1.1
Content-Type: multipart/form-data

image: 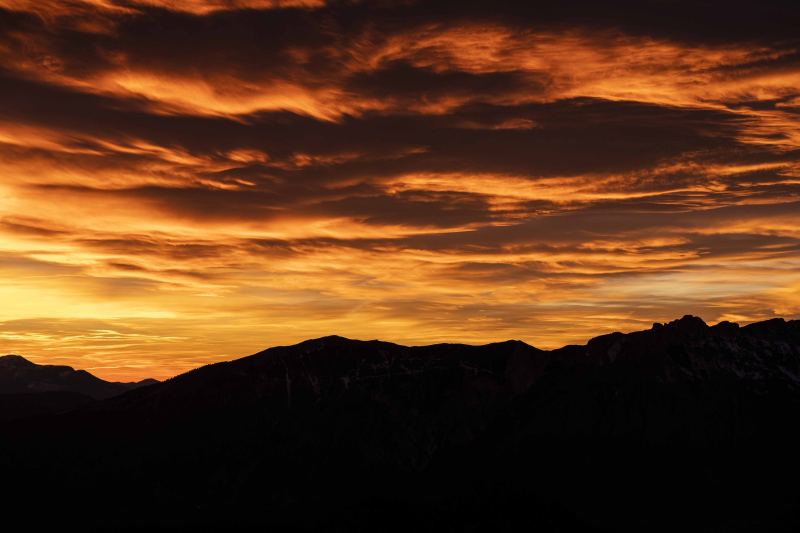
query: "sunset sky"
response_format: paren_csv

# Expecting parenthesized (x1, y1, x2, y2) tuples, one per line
(0, 1, 798, 380)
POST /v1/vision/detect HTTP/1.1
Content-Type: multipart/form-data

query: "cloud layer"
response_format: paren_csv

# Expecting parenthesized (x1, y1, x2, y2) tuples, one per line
(0, 0, 798, 379)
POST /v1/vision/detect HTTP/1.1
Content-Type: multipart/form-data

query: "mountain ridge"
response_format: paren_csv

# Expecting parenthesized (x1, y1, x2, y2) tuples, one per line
(55, 313, 800, 434)
(0, 353, 157, 400)
(3, 314, 800, 530)
(6, 314, 798, 391)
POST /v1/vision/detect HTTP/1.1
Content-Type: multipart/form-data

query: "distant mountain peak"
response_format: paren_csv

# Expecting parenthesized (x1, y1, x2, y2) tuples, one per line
(0, 354, 37, 367)
(293, 335, 395, 351)
(649, 315, 709, 337)
(711, 320, 740, 336)
(478, 339, 537, 351)
(0, 355, 156, 400)
(307, 334, 360, 344)
(655, 314, 707, 328)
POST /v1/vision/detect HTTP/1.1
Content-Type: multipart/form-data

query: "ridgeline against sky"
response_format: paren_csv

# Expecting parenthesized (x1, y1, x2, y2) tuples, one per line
(0, 0, 798, 380)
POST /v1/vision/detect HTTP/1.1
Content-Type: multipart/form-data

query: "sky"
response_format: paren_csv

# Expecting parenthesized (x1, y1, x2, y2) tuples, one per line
(0, 0, 798, 381)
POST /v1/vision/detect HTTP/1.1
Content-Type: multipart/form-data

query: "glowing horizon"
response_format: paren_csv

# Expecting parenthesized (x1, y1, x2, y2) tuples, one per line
(0, 0, 798, 381)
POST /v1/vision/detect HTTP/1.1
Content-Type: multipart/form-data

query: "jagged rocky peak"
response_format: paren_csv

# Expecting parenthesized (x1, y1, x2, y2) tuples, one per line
(651, 314, 708, 335)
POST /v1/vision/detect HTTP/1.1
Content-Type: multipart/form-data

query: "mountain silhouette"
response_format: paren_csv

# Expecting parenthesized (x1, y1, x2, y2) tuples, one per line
(0, 354, 157, 420)
(0, 354, 157, 399)
(2, 316, 800, 531)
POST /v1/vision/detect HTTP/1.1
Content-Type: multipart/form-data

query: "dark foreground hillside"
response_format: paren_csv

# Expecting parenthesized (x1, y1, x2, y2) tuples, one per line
(3, 315, 800, 531)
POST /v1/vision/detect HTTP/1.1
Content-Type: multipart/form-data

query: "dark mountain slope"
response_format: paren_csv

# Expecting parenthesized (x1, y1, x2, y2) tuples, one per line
(0, 391, 94, 421)
(3, 316, 800, 531)
(97, 335, 547, 419)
